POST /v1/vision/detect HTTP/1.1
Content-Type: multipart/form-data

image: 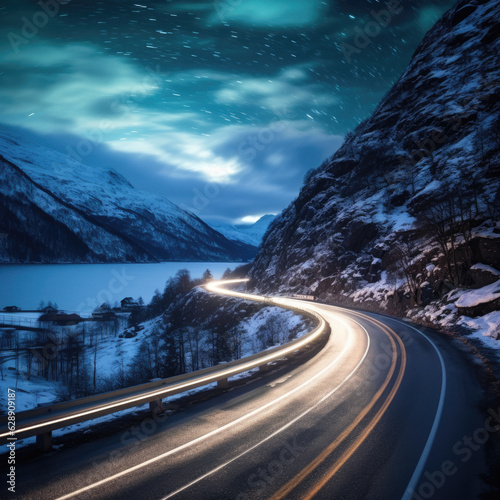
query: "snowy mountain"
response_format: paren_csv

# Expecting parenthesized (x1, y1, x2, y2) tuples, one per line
(250, 0, 500, 340)
(211, 214, 275, 248)
(0, 129, 256, 263)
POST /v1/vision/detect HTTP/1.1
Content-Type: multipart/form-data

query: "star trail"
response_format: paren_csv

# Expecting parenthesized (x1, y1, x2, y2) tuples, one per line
(0, 0, 455, 224)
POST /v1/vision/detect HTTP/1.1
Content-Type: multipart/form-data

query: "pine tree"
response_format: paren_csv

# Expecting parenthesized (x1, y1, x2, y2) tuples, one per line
(202, 269, 214, 283)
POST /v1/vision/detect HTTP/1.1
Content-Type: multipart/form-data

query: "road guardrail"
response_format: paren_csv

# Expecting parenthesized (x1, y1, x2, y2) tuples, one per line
(0, 280, 329, 451)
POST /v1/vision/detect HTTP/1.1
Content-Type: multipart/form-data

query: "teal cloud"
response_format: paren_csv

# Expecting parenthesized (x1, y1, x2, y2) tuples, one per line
(209, 0, 327, 27)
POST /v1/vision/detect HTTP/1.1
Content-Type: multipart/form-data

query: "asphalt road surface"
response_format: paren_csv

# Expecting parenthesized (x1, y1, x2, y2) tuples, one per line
(3, 289, 490, 500)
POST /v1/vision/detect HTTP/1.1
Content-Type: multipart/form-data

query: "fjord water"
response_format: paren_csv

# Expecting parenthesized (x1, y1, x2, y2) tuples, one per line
(0, 262, 241, 313)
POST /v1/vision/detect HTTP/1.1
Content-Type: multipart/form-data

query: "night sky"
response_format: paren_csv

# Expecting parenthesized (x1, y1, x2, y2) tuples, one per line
(0, 0, 456, 225)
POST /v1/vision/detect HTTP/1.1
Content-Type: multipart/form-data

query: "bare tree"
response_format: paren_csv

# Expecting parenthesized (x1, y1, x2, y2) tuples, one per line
(149, 326, 163, 378)
(387, 241, 424, 307)
(186, 327, 201, 371)
(228, 325, 246, 360)
(115, 341, 126, 388)
(420, 199, 459, 286)
(257, 315, 285, 350)
(418, 190, 479, 287)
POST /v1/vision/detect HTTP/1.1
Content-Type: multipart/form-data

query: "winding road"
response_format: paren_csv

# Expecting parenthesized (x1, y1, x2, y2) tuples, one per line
(5, 281, 489, 499)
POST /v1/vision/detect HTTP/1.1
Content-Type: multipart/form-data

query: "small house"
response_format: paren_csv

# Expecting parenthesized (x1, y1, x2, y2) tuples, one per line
(41, 305, 58, 314)
(121, 297, 139, 312)
(3, 306, 20, 312)
(39, 313, 82, 326)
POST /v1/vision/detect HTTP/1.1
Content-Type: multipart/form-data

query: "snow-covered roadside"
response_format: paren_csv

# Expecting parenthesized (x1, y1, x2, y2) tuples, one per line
(238, 306, 311, 358)
(336, 243, 500, 358)
(0, 305, 312, 452)
(1, 366, 266, 452)
(455, 280, 500, 310)
(326, 265, 500, 362)
(408, 279, 500, 347)
(1, 381, 220, 452)
(409, 300, 500, 345)
(460, 311, 500, 341)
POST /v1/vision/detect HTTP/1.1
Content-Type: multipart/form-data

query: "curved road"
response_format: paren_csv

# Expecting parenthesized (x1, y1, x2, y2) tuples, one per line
(6, 282, 488, 499)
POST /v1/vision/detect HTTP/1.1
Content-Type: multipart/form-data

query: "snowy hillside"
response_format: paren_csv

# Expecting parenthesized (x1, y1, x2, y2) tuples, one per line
(211, 214, 275, 248)
(0, 129, 256, 263)
(250, 0, 500, 344)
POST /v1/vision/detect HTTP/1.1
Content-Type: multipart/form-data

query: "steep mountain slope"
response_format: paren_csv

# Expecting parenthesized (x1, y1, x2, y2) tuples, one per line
(0, 130, 255, 263)
(250, 0, 500, 339)
(211, 214, 275, 248)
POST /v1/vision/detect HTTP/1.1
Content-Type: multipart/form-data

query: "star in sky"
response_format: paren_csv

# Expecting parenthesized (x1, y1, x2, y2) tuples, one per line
(0, 0, 455, 224)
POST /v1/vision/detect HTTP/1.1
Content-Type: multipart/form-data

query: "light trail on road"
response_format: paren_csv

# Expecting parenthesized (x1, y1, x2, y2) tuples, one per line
(10, 279, 486, 500)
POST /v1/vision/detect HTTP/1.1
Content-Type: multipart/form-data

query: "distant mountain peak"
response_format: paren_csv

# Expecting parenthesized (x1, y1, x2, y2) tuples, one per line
(210, 214, 276, 248)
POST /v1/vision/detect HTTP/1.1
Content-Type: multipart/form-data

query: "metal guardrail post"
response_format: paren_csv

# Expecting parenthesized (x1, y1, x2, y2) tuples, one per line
(149, 399, 164, 414)
(36, 431, 52, 452)
(217, 378, 229, 389)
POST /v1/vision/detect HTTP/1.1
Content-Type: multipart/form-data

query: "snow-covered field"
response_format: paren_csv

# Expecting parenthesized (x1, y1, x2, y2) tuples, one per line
(0, 313, 41, 321)
(0, 318, 136, 412)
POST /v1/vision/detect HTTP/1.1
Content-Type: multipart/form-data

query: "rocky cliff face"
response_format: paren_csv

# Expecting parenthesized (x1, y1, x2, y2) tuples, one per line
(250, 0, 500, 337)
(0, 130, 256, 263)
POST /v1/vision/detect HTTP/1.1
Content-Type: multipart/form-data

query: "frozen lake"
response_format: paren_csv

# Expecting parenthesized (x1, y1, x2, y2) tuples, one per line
(0, 262, 242, 314)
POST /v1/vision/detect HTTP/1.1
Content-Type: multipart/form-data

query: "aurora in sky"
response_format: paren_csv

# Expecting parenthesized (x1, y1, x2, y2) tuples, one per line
(0, 0, 455, 224)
